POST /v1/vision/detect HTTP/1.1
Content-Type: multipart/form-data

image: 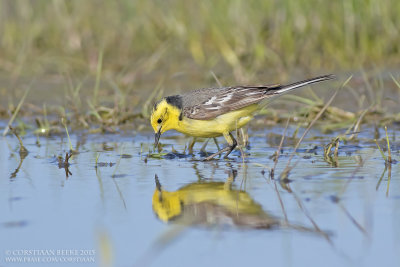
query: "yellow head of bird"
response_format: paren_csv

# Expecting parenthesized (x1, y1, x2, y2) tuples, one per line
(150, 98, 182, 146)
(152, 174, 183, 222)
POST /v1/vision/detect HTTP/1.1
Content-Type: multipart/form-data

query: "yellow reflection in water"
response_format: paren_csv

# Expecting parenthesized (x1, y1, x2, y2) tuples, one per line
(152, 172, 279, 229)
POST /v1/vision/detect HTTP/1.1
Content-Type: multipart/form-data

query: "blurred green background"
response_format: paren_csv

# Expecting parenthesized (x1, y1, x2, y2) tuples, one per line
(1, 0, 399, 79)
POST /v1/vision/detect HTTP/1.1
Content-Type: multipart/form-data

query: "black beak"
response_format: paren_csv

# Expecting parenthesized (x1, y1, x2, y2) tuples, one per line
(154, 128, 162, 148)
(155, 174, 162, 192)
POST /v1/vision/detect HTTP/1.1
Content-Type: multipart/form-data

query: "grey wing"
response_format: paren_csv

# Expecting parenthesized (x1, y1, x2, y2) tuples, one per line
(181, 74, 335, 120)
(182, 85, 281, 120)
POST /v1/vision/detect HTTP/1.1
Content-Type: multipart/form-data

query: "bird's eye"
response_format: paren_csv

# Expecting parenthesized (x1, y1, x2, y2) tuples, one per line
(157, 118, 162, 124)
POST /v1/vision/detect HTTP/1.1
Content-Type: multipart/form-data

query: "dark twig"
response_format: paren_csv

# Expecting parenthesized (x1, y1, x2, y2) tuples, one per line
(280, 87, 340, 179)
(281, 76, 352, 179)
(270, 117, 290, 179)
(9, 126, 28, 156)
(57, 152, 72, 178)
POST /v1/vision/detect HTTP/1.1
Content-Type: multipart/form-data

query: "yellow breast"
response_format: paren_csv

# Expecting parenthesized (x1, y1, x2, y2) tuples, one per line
(176, 104, 258, 138)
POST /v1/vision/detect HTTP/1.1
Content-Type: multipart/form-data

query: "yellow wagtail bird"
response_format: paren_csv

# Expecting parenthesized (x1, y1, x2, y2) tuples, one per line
(151, 74, 335, 160)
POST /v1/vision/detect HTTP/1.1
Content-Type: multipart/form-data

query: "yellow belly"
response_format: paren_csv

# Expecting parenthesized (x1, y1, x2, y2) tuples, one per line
(176, 104, 258, 138)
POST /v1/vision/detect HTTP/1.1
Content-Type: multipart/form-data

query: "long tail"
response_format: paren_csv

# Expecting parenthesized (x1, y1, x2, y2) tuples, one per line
(274, 74, 335, 95)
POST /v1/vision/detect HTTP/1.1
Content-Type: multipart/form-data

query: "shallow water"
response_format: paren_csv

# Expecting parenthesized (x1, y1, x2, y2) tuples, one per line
(0, 124, 399, 267)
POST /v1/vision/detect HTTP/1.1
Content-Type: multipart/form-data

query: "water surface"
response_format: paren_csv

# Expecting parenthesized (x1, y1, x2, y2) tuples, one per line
(0, 124, 399, 267)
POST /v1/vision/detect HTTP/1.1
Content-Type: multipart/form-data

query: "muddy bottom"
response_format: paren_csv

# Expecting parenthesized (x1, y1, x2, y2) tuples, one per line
(0, 123, 399, 267)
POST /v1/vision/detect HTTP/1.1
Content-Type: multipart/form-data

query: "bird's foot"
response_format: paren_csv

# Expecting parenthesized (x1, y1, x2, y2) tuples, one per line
(202, 147, 230, 161)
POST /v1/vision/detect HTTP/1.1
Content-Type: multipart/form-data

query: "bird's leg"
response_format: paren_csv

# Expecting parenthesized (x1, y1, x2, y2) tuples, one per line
(203, 147, 230, 161)
(200, 137, 220, 155)
(213, 137, 221, 151)
(203, 133, 237, 161)
(200, 138, 210, 153)
(188, 137, 197, 155)
(223, 132, 237, 159)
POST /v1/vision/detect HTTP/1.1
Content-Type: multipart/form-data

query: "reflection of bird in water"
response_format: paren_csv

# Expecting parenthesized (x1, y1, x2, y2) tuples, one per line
(152, 172, 279, 229)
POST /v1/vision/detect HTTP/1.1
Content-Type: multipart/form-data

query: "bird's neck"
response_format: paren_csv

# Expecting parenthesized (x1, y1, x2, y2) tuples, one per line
(164, 105, 183, 132)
